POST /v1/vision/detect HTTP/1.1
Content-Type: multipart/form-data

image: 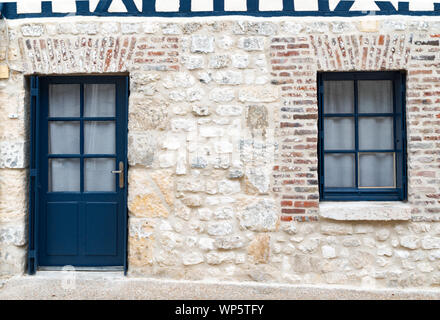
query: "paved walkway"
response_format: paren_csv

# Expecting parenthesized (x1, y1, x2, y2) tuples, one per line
(0, 272, 439, 300)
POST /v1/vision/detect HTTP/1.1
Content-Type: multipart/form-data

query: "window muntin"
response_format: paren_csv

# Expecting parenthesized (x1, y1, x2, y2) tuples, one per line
(318, 72, 407, 201)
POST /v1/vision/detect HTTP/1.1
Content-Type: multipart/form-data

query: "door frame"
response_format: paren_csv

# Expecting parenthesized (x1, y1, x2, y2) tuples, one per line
(27, 75, 129, 274)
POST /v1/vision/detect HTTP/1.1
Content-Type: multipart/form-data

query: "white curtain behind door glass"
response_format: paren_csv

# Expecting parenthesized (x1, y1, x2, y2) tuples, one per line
(49, 159, 80, 192)
(49, 84, 80, 117)
(49, 122, 80, 154)
(84, 121, 115, 154)
(85, 159, 115, 192)
(84, 84, 116, 117)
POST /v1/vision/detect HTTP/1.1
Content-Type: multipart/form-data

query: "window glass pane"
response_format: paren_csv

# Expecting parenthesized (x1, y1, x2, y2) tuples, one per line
(49, 121, 80, 154)
(324, 81, 354, 114)
(324, 154, 355, 188)
(49, 159, 80, 192)
(358, 80, 393, 113)
(359, 117, 394, 150)
(84, 84, 116, 117)
(85, 158, 115, 192)
(324, 117, 355, 150)
(84, 121, 115, 154)
(359, 153, 395, 188)
(49, 84, 80, 117)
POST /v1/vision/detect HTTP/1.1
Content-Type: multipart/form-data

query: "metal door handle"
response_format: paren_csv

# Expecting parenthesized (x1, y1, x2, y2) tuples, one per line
(111, 161, 124, 189)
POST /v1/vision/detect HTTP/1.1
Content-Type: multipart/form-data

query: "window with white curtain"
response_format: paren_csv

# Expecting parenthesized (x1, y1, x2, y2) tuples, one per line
(318, 72, 407, 201)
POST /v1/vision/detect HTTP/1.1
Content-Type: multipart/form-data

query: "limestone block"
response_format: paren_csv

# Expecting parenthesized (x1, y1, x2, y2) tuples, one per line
(216, 35, 235, 49)
(213, 207, 234, 220)
(281, 22, 304, 34)
(215, 236, 245, 249)
(121, 23, 140, 34)
(182, 252, 204, 266)
(128, 236, 154, 267)
(143, 23, 160, 33)
(181, 194, 203, 208)
(0, 245, 26, 276)
(182, 55, 205, 70)
(231, 54, 250, 69)
(400, 236, 420, 250)
(163, 72, 196, 89)
(213, 71, 243, 85)
(206, 251, 235, 265)
(128, 192, 169, 218)
(358, 20, 380, 32)
(239, 87, 278, 103)
(207, 221, 233, 236)
(128, 98, 169, 131)
(320, 222, 353, 235)
(238, 37, 265, 51)
(217, 180, 240, 195)
(191, 35, 215, 53)
(421, 237, 440, 250)
(150, 170, 174, 207)
(127, 132, 157, 167)
(0, 65, 9, 79)
(248, 234, 270, 264)
(238, 199, 279, 232)
(233, 22, 277, 36)
(244, 167, 270, 194)
(192, 105, 210, 117)
(171, 118, 196, 132)
(209, 88, 235, 102)
(0, 223, 26, 247)
(161, 23, 181, 35)
(209, 55, 231, 69)
(21, 24, 44, 37)
(0, 141, 26, 169)
(0, 169, 27, 223)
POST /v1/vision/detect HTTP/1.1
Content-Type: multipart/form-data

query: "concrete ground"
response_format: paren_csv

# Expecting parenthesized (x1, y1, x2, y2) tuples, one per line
(0, 271, 439, 300)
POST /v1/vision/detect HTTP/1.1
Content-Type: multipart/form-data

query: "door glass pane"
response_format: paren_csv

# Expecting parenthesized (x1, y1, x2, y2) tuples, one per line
(84, 84, 116, 117)
(49, 159, 80, 192)
(85, 158, 115, 192)
(49, 84, 80, 117)
(358, 80, 393, 113)
(359, 153, 395, 188)
(324, 81, 354, 114)
(324, 154, 355, 188)
(49, 121, 80, 154)
(324, 117, 355, 150)
(84, 121, 115, 154)
(359, 117, 394, 150)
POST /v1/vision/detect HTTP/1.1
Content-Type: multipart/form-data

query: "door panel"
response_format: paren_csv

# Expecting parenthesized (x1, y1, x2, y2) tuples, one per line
(46, 202, 79, 256)
(85, 202, 118, 256)
(37, 76, 127, 267)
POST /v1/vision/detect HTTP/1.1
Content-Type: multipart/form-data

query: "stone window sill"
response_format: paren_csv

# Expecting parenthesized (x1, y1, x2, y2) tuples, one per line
(319, 202, 412, 221)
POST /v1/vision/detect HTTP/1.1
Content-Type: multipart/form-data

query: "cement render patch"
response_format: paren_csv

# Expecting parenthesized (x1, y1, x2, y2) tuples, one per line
(0, 272, 439, 300)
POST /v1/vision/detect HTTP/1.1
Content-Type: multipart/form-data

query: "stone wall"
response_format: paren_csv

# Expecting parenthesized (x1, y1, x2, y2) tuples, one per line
(1, 16, 440, 289)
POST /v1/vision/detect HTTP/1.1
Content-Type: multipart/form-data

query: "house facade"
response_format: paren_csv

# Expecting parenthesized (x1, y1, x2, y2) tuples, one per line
(1, 0, 440, 290)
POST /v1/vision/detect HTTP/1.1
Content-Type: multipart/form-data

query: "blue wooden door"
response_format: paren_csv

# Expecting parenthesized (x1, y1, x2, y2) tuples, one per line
(35, 76, 127, 268)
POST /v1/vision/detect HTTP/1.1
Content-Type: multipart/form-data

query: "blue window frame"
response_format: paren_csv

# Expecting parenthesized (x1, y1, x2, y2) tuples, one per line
(318, 71, 407, 201)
